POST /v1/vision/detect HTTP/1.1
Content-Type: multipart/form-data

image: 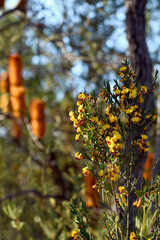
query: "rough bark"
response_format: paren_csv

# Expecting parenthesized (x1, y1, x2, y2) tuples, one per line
(153, 93, 160, 177)
(125, 0, 153, 231)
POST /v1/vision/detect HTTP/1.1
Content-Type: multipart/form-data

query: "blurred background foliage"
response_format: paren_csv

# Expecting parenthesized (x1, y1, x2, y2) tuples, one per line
(0, 0, 159, 239)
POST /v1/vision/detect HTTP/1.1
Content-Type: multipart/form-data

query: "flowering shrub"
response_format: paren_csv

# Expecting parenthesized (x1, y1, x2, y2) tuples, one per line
(69, 60, 160, 240)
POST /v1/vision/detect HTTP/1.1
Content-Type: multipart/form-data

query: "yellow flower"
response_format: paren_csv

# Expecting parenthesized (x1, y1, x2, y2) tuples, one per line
(146, 141, 150, 146)
(130, 232, 137, 240)
(99, 90, 105, 97)
(76, 127, 81, 133)
(109, 115, 118, 123)
(99, 170, 104, 177)
(70, 115, 76, 122)
(78, 104, 84, 113)
(152, 115, 157, 120)
(113, 130, 121, 140)
(131, 117, 141, 124)
(77, 100, 82, 106)
(133, 198, 142, 208)
(126, 108, 134, 114)
(141, 134, 148, 140)
(129, 88, 137, 99)
(117, 143, 123, 150)
(139, 95, 144, 103)
(145, 114, 152, 119)
(144, 148, 149, 152)
(69, 111, 74, 117)
(121, 88, 129, 94)
(105, 106, 111, 115)
(116, 194, 126, 207)
(71, 229, 80, 239)
(86, 94, 92, 101)
(114, 89, 121, 95)
(75, 134, 80, 141)
(82, 166, 90, 176)
(99, 129, 105, 135)
(75, 152, 82, 160)
(102, 124, 110, 130)
(141, 85, 147, 94)
(119, 66, 126, 72)
(125, 118, 129, 124)
(77, 114, 83, 121)
(78, 93, 86, 100)
(90, 116, 98, 123)
(118, 186, 127, 195)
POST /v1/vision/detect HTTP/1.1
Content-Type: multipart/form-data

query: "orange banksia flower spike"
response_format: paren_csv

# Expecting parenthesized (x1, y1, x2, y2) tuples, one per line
(143, 153, 154, 182)
(0, 71, 10, 113)
(30, 99, 46, 139)
(8, 53, 23, 86)
(10, 86, 26, 118)
(84, 175, 98, 207)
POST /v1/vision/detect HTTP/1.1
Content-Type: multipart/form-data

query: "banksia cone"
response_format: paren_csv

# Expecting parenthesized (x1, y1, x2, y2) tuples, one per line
(30, 99, 45, 139)
(11, 119, 22, 140)
(0, 0, 4, 8)
(30, 99, 45, 120)
(8, 53, 23, 86)
(143, 153, 154, 182)
(0, 71, 10, 113)
(84, 175, 98, 207)
(10, 86, 26, 118)
(0, 71, 9, 92)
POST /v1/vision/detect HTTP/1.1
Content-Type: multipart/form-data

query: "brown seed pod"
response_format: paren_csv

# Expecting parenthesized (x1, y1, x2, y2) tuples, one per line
(30, 99, 45, 120)
(84, 175, 98, 207)
(8, 53, 23, 86)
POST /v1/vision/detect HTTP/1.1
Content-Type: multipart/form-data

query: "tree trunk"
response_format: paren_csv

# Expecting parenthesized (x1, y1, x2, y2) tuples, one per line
(124, 0, 153, 231)
(153, 92, 160, 178)
(125, 0, 152, 89)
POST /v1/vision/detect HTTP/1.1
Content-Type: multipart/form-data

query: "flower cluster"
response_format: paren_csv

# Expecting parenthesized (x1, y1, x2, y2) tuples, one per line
(116, 186, 128, 209)
(69, 60, 158, 240)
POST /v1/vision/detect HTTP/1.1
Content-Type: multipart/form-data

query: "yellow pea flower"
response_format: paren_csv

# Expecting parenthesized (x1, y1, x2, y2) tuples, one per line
(119, 66, 126, 72)
(121, 88, 129, 94)
(78, 93, 86, 100)
(99, 170, 104, 177)
(129, 88, 137, 99)
(71, 229, 80, 239)
(90, 116, 98, 123)
(141, 134, 148, 140)
(130, 232, 137, 240)
(133, 198, 142, 208)
(102, 124, 110, 130)
(114, 89, 121, 95)
(141, 85, 147, 94)
(82, 166, 90, 176)
(109, 115, 118, 123)
(113, 130, 121, 140)
(75, 152, 82, 160)
(131, 117, 141, 124)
